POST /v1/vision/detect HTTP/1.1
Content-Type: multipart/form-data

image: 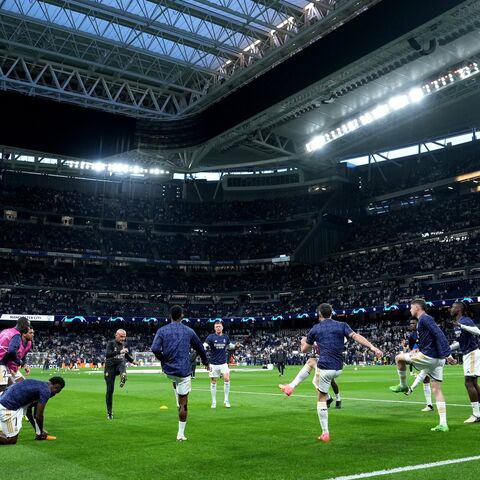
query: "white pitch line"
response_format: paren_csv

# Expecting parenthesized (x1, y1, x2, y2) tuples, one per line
(324, 455, 480, 480)
(192, 388, 471, 408)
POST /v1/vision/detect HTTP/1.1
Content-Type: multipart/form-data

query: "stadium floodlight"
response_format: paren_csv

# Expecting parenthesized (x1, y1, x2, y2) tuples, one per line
(109, 163, 129, 174)
(408, 87, 424, 103)
(93, 162, 106, 172)
(305, 61, 479, 153)
(306, 135, 326, 152)
(359, 113, 373, 126)
(371, 104, 390, 119)
(347, 120, 360, 131)
(388, 95, 410, 110)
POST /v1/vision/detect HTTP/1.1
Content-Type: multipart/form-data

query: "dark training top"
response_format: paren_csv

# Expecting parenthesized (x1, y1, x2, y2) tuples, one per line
(205, 333, 231, 365)
(417, 313, 451, 359)
(455, 316, 479, 355)
(151, 322, 207, 378)
(0, 379, 51, 410)
(105, 340, 134, 369)
(306, 319, 353, 371)
(408, 331, 418, 351)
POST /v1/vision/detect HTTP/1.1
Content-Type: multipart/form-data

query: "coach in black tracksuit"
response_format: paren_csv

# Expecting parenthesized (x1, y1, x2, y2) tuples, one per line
(104, 329, 135, 419)
(275, 347, 287, 376)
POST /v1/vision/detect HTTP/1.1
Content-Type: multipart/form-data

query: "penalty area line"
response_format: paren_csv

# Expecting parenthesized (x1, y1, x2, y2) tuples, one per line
(323, 455, 480, 480)
(192, 388, 471, 408)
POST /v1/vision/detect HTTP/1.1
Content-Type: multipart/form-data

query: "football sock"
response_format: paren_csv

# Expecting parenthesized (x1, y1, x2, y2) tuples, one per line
(335, 393, 341, 401)
(178, 421, 186, 437)
(436, 402, 447, 426)
(410, 371, 427, 391)
(289, 365, 312, 388)
(471, 401, 480, 417)
(423, 383, 432, 406)
(211, 383, 217, 404)
(397, 369, 407, 388)
(224, 381, 230, 402)
(317, 401, 329, 434)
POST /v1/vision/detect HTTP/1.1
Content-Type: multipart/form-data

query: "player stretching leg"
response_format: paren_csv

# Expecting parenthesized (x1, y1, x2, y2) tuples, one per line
(151, 305, 209, 441)
(279, 357, 342, 408)
(407, 318, 433, 412)
(104, 329, 137, 420)
(0, 377, 64, 444)
(450, 302, 480, 423)
(293, 303, 382, 442)
(390, 299, 454, 432)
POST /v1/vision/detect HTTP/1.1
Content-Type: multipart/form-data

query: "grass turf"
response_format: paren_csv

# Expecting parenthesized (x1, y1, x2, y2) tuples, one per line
(4, 365, 480, 480)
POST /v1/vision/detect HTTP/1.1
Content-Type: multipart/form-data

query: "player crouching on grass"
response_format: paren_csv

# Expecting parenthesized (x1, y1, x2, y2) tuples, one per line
(0, 377, 65, 445)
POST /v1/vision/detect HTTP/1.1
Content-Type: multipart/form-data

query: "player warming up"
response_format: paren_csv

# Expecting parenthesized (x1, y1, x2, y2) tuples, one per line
(0, 317, 31, 393)
(407, 318, 433, 412)
(0, 377, 65, 444)
(204, 320, 238, 408)
(279, 351, 342, 408)
(104, 329, 137, 420)
(390, 299, 454, 432)
(450, 301, 480, 423)
(151, 305, 209, 441)
(6, 327, 34, 385)
(293, 303, 382, 442)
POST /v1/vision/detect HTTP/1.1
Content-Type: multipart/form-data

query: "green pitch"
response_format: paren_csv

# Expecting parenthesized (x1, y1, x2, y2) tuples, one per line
(5, 366, 480, 480)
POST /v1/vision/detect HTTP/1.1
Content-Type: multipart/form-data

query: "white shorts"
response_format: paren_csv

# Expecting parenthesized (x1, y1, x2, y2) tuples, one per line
(404, 352, 445, 382)
(463, 349, 480, 377)
(312, 368, 342, 394)
(0, 404, 23, 437)
(166, 375, 191, 395)
(209, 363, 229, 378)
(0, 365, 10, 386)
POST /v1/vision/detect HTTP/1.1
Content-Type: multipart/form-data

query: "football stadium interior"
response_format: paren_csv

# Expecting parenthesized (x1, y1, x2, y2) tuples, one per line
(1, 0, 480, 478)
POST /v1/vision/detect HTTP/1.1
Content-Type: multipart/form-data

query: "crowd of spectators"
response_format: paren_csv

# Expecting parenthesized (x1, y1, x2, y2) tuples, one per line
(0, 220, 306, 259)
(343, 191, 480, 250)
(0, 222, 478, 317)
(1, 273, 478, 320)
(0, 185, 329, 223)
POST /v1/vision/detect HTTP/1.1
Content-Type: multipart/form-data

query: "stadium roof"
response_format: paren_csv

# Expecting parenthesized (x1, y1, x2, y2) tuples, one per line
(1, 0, 480, 174)
(0, 0, 373, 118)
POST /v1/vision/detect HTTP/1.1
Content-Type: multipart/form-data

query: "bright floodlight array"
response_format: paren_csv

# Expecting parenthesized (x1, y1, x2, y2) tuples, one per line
(64, 160, 169, 176)
(306, 62, 480, 153)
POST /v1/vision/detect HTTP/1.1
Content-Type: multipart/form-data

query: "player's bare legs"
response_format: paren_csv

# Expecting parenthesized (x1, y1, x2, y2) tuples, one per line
(0, 432, 18, 445)
(331, 378, 341, 408)
(172, 382, 179, 408)
(177, 393, 188, 441)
